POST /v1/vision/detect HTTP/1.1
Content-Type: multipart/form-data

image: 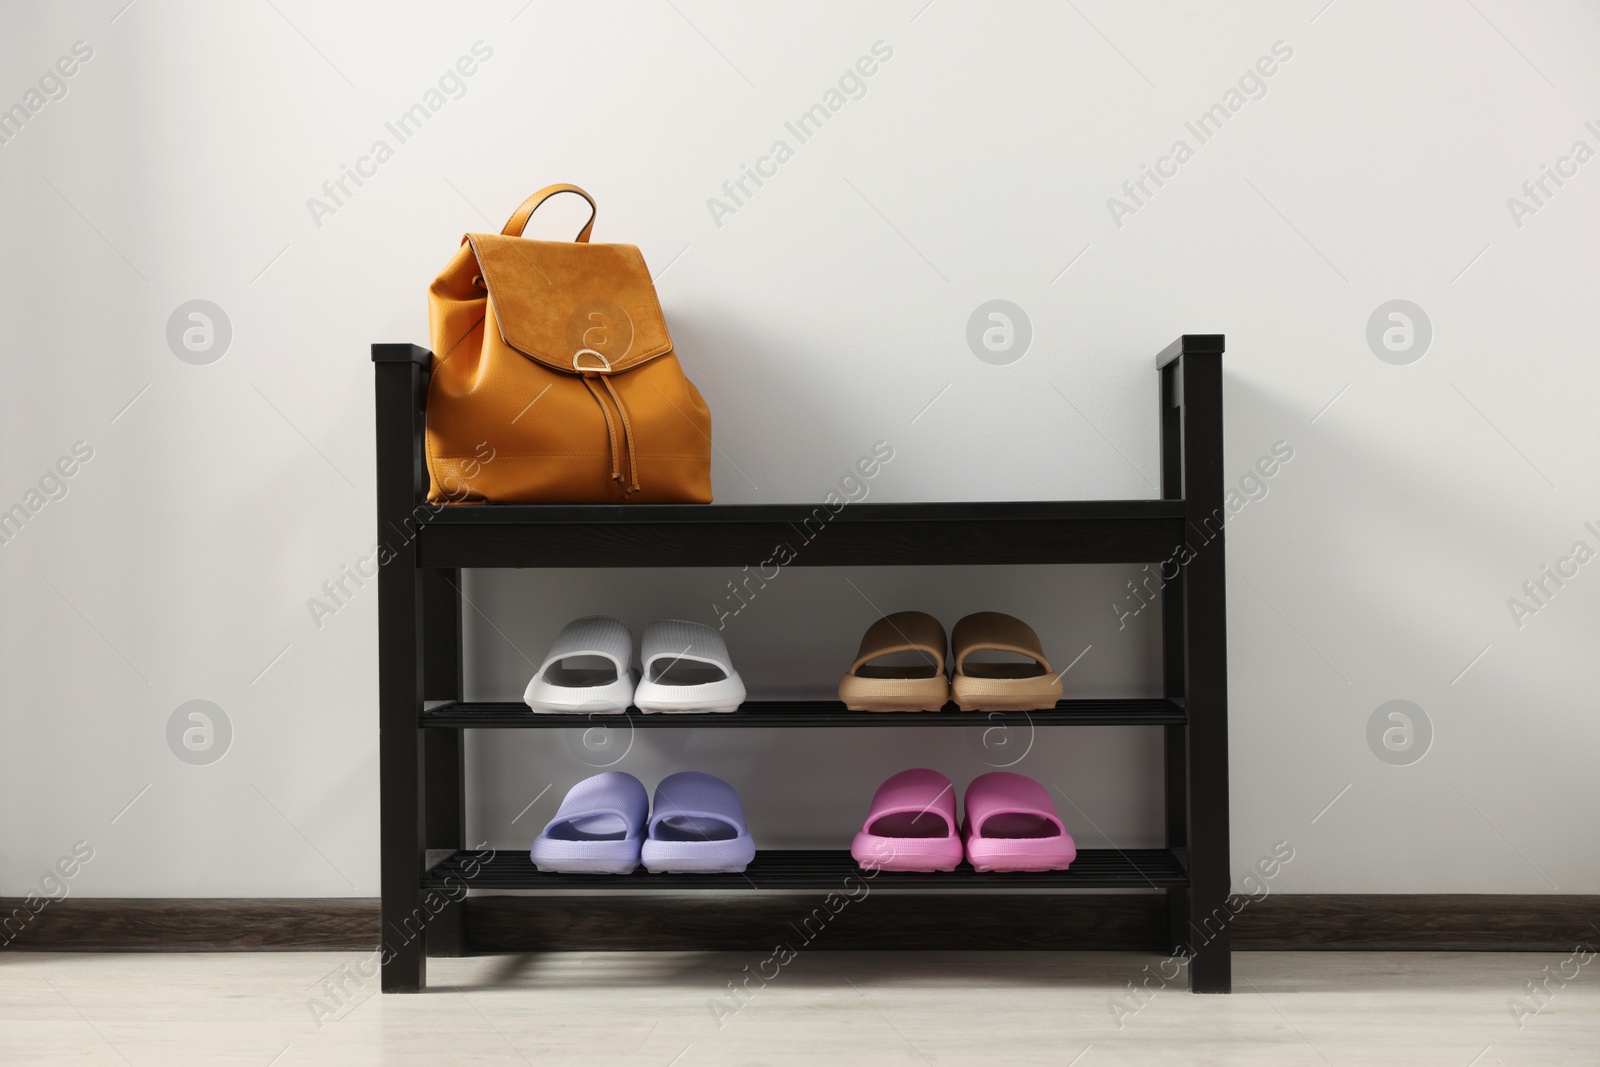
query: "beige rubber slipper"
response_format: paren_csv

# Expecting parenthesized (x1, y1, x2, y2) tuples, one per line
(838, 611, 950, 712)
(950, 612, 1063, 712)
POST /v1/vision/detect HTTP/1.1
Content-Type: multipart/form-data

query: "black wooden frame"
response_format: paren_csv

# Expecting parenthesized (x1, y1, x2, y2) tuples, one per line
(373, 334, 1230, 993)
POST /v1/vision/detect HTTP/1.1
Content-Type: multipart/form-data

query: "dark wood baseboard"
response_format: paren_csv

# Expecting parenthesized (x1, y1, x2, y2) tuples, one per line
(4, 894, 1595, 953)
(1235, 894, 1600, 951)
(0, 898, 378, 952)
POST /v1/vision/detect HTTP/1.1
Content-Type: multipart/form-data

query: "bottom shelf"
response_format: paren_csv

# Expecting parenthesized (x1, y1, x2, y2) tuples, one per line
(423, 848, 1188, 890)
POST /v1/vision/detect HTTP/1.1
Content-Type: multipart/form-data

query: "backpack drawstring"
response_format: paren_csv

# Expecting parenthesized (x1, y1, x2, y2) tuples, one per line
(572, 347, 640, 496)
(578, 372, 640, 496)
(600, 376, 641, 495)
(580, 375, 623, 488)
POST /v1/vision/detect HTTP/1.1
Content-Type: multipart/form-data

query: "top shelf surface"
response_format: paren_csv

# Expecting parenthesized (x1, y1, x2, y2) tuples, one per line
(424, 499, 1183, 525)
(411, 499, 1190, 568)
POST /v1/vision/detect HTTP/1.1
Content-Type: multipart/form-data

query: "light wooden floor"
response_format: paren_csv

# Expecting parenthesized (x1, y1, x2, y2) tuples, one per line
(0, 950, 1595, 1065)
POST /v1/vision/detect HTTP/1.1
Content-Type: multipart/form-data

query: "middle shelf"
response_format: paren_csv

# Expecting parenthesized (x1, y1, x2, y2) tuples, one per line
(420, 698, 1186, 729)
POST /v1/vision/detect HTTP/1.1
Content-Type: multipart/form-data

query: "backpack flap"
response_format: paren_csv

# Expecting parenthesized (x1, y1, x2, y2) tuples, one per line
(466, 233, 674, 375)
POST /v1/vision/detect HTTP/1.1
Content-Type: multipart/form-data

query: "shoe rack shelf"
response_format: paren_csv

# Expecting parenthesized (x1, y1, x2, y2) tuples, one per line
(419, 698, 1186, 729)
(421, 848, 1190, 890)
(373, 334, 1230, 994)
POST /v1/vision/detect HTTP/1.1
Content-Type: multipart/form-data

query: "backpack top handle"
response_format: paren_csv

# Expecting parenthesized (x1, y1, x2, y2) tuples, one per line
(501, 184, 598, 242)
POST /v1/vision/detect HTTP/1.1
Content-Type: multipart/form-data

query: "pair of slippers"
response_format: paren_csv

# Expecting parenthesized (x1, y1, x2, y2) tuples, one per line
(851, 769, 1076, 873)
(530, 771, 755, 874)
(524, 617, 746, 714)
(839, 611, 1064, 712)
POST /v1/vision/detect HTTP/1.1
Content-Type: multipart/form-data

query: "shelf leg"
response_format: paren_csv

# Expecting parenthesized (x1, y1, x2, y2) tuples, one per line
(1160, 339, 1232, 993)
(376, 351, 430, 993)
(423, 567, 466, 958)
(1163, 723, 1191, 959)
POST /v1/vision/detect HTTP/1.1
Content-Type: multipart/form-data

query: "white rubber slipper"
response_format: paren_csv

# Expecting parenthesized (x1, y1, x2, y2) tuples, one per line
(633, 620, 746, 714)
(523, 615, 637, 714)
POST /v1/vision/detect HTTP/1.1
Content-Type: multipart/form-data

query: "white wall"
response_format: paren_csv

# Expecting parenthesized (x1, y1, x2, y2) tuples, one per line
(2, 0, 1596, 899)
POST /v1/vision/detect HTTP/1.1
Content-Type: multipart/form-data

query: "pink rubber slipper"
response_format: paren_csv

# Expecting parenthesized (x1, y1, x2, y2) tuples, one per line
(851, 769, 963, 872)
(961, 771, 1077, 873)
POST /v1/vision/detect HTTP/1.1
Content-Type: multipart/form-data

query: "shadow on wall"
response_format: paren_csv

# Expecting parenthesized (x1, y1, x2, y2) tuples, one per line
(655, 300, 884, 505)
(1220, 368, 1597, 890)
